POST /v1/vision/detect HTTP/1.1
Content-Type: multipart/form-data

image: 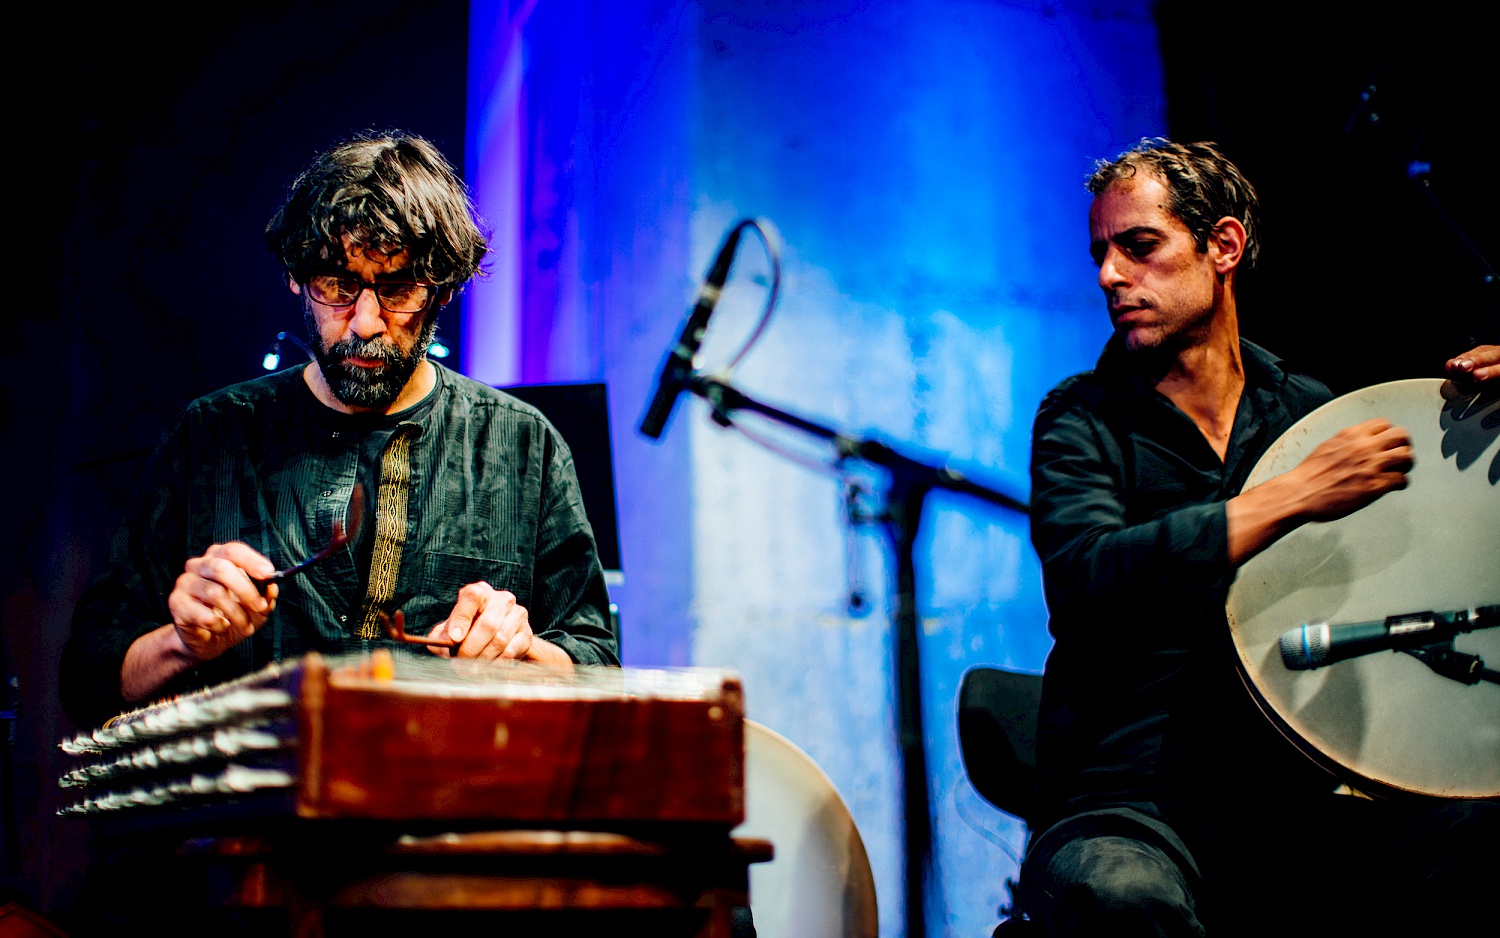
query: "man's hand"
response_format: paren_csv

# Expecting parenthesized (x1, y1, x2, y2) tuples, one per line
(167, 542, 278, 662)
(1284, 418, 1414, 523)
(1227, 418, 1412, 566)
(429, 582, 573, 670)
(123, 542, 278, 702)
(1446, 345, 1500, 388)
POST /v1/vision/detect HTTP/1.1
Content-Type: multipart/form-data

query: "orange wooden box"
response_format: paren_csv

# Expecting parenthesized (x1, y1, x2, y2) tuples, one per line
(294, 655, 746, 825)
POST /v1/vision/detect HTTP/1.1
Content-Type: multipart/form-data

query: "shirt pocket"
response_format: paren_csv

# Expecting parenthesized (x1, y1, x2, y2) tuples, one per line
(420, 552, 530, 610)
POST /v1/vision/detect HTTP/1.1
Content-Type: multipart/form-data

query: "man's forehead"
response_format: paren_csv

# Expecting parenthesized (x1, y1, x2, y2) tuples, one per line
(1089, 175, 1182, 239)
(339, 231, 409, 262)
(311, 233, 412, 275)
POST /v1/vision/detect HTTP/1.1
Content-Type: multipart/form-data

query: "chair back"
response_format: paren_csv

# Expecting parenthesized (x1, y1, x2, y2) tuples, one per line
(957, 667, 1042, 824)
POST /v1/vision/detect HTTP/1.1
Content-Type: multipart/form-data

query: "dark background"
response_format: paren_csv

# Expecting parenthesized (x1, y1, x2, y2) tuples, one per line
(4, 0, 1494, 925)
(5, 0, 470, 919)
(1157, 1, 1497, 392)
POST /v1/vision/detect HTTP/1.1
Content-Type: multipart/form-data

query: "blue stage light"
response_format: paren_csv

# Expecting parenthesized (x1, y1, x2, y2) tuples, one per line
(263, 331, 314, 373)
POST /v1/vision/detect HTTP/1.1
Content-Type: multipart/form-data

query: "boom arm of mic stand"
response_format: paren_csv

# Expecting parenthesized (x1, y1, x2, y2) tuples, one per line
(836, 438, 1031, 516)
(689, 374, 1030, 515)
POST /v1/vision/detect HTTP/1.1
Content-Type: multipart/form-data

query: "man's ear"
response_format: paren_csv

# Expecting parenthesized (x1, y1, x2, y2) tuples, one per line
(1210, 217, 1247, 274)
(437, 287, 455, 307)
(288, 274, 302, 296)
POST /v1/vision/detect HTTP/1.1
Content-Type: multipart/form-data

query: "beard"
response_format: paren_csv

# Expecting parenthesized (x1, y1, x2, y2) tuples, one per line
(304, 305, 439, 410)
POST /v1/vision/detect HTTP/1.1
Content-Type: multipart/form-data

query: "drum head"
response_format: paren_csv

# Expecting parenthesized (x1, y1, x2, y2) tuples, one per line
(1228, 378, 1499, 799)
(737, 720, 879, 938)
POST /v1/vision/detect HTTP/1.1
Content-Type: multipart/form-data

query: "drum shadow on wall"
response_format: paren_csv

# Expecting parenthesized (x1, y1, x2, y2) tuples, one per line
(1229, 379, 1500, 800)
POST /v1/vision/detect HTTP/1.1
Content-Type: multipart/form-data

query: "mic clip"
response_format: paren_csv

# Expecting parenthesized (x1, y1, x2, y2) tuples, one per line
(1402, 641, 1499, 687)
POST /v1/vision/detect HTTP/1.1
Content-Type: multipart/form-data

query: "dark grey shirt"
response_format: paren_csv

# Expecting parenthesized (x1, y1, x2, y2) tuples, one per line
(62, 364, 617, 727)
(1029, 338, 1334, 837)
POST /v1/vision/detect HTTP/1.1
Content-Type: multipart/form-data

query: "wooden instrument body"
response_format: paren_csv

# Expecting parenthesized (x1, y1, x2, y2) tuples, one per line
(298, 656, 744, 823)
(60, 654, 746, 827)
(1227, 379, 1499, 799)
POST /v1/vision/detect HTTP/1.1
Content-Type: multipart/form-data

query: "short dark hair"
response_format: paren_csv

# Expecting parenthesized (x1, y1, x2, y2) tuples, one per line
(1087, 138, 1260, 271)
(266, 131, 488, 287)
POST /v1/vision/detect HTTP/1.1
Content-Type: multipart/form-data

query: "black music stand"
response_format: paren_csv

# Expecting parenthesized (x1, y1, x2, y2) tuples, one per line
(498, 381, 623, 574)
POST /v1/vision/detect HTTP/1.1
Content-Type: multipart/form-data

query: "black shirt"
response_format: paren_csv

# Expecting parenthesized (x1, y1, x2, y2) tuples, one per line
(62, 363, 617, 727)
(1028, 337, 1335, 838)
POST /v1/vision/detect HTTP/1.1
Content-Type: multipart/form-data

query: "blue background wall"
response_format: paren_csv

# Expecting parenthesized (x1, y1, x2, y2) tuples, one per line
(465, 2, 1162, 932)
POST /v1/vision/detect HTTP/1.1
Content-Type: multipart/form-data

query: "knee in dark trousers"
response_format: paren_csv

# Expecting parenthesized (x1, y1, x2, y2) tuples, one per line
(1027, 834, 1204, 938)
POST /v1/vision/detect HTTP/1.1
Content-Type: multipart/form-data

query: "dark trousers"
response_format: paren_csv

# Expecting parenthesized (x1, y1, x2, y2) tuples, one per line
(1016, 800, 1498, 937)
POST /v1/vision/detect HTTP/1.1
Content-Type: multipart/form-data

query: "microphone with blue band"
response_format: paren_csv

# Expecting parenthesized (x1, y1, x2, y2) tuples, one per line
(1279, 605, 1499, 671)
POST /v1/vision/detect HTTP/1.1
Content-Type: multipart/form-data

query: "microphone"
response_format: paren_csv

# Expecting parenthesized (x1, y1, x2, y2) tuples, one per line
(638, 222, 749, 439)
(1279, 606, 1498, 671)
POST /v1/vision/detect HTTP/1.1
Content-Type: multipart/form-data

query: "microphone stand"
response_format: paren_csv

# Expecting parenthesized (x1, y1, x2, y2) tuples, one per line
(689, 373, 1027, 938)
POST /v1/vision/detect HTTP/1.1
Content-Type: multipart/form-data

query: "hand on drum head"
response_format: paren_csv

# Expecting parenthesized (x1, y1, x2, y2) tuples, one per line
(167, 542, 278, 663)
(1446, 344, 1500, 388)
(1289, 418, 1414, 523)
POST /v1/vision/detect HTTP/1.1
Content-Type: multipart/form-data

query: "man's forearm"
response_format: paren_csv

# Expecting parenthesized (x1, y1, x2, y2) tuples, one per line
(1227, 417, 1414, 568)
(1224, 472, 1310, 569)
(120, 624, 198, 703)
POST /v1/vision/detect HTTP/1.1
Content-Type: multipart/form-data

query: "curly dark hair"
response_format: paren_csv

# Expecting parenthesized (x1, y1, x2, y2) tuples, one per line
(1087, 138, 1260, 271)
(265, 131, 488, 287)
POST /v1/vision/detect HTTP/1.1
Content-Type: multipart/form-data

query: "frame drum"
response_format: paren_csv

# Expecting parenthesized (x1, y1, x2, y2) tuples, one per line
(738, 720, 879, 938)
(1227, 378, 1499, 799)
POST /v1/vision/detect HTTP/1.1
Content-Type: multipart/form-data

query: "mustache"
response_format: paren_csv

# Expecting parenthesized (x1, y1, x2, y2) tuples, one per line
(327, 335, 404, 365)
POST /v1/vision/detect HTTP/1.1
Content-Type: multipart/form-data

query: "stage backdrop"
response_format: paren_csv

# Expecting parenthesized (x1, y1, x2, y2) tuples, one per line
(465, 1, 1161, 933)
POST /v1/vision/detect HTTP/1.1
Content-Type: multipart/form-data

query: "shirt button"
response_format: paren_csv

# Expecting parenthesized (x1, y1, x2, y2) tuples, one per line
(339, 615, 347, 622)
(322, 490, 334, 497)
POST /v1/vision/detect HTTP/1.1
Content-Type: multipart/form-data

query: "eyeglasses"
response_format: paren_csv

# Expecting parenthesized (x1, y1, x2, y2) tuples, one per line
(304, 274, 439, 314)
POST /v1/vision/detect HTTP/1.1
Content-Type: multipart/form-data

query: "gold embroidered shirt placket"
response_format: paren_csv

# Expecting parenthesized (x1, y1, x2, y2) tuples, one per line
(357, 425, 418, 640)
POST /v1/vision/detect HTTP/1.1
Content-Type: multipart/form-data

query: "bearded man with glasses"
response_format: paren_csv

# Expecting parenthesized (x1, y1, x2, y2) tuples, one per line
(61, 133, 618, 728)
